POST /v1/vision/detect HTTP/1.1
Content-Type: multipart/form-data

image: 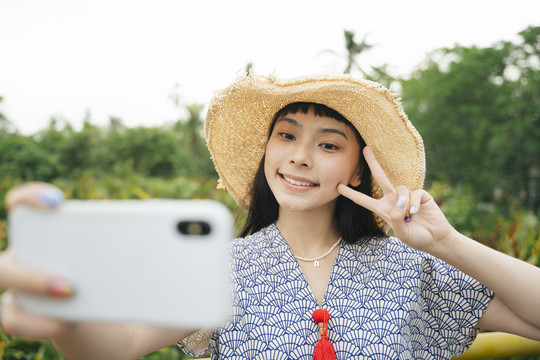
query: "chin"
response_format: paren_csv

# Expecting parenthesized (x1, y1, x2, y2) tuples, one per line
(276, 199, 309, 212)
(276, 196, 337, 214)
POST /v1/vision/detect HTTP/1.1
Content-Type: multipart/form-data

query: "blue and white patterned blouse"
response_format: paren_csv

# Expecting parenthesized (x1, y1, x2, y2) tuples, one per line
(178, 223, 493, 359)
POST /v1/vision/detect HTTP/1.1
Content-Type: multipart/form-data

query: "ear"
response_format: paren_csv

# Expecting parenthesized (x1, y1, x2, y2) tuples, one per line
(349, 165, 362, 187)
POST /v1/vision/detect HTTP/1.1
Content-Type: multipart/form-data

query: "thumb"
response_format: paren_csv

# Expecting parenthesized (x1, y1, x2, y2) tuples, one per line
(5, 182, 64, 212)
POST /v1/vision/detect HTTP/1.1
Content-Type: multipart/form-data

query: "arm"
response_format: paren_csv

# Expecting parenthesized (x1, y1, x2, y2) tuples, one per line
(476, 294, 540, 340)
(2, 295, 193, 360)
(51, 323, 194, 360)
(338, 147, 540, 340)
(431, 230, 540, 339)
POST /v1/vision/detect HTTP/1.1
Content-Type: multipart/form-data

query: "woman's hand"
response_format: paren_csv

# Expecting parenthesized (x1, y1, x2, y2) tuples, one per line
(0, 182, 73, 339)
(340, 147, 540, 338)
(1, 183, 195, 358)
(338, 147, 456, 253)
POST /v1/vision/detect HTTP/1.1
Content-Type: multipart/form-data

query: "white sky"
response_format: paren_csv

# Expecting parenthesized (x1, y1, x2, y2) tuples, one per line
(1, 0, 539, 135)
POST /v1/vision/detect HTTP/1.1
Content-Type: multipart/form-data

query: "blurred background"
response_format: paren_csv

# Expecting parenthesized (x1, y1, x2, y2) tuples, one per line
(1, 0, 539, 359)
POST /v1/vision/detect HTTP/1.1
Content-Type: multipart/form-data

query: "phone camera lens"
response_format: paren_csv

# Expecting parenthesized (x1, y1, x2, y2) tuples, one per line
(177, 221, 211, 236)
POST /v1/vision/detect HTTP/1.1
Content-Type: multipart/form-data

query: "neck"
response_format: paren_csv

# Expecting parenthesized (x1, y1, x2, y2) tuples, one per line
(276, 206, 340, 257)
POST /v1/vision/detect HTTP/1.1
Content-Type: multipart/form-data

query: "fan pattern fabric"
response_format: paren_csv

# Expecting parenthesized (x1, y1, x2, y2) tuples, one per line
(178, 223, 493, 359)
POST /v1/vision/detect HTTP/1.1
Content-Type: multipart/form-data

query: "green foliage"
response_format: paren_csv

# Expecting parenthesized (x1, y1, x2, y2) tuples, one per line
(0, 96, 17, 142)
(0, 136, 61, 182)
(400, 26, 540, 213)
(1, 335, 65, 360)
(429, 181, 540, 267)
(1, 106, 217, 183)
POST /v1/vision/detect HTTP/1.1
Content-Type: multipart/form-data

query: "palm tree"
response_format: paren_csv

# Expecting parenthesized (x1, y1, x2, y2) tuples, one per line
(343, 30, 374, 75)
(321, 30, 393, 86)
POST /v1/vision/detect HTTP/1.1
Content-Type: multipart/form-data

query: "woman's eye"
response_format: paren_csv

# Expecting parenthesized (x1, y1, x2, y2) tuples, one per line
(321, 143, 338, 150)
(279, 132, 295, 140)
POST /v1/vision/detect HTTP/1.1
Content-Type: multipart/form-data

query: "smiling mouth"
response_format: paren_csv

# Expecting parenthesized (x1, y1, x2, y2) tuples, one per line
(281, 174, 318, 187)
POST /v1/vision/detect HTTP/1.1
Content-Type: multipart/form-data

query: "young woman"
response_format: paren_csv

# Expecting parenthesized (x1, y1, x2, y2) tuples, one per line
(1, 74, 540, 359)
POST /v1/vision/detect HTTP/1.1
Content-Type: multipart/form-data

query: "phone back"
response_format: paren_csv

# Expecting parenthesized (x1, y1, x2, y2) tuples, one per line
(9, 199, 232, 329)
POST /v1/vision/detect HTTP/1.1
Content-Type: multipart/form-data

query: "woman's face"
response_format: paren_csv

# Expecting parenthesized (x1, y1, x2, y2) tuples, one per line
(264, 109, 362, 214)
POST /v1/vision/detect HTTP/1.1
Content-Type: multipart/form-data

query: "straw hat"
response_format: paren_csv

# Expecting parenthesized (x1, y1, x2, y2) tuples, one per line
(205, 73, 425, 209)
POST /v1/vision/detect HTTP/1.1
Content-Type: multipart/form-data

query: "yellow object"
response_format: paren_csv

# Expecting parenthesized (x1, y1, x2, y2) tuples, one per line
(453, 332, 540, 359)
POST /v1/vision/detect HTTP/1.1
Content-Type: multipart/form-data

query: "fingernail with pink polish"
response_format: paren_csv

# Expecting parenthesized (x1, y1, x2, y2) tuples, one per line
(47, 280, 74, 298)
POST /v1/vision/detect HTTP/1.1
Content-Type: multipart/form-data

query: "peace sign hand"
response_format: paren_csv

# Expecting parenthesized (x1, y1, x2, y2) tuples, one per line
(337, 147, 455, 253)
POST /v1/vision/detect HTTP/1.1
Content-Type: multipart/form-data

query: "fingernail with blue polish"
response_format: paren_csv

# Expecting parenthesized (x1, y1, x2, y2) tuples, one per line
(39, 188, 65, 206)
(396, 196, 406, 209)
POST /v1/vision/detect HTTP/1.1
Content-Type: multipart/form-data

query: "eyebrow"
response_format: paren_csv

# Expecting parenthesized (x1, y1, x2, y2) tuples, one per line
(277, 117, 349, 140)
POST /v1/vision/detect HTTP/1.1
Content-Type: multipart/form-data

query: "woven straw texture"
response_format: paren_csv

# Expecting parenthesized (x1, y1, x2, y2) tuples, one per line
(205, 74, 425, 209)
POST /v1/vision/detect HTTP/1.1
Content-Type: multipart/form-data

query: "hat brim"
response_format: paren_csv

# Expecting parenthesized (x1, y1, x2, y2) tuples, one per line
(205, 74, 425, 210)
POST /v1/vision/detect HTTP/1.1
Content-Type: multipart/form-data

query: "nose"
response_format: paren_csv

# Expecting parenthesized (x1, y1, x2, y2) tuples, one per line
(289, 143, 312, 168)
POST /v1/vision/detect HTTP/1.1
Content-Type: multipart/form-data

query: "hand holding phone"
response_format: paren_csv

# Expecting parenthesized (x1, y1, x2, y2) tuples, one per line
(8, 199, 232, 329)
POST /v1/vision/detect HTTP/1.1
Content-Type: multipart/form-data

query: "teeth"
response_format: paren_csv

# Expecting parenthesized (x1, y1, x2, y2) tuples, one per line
(283, 175, 317, 187)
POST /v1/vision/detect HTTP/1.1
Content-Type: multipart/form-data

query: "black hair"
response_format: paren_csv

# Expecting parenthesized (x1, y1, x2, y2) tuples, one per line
(238, 102, 385, 243)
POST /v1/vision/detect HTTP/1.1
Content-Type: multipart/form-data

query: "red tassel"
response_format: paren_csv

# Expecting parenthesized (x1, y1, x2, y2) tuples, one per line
(312, 309, 336, 360)
(314, 336, 336, 360)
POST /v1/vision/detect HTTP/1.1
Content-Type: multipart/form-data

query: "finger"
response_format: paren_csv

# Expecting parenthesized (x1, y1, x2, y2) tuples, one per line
(363, 147, 395, 196)
(337, 184, 379, 212)
(392, 186, 409, 215)
(5, 182, 64, 212)
(390, 186, 411, 232)
(409, 190, 423, 214)
(0, 251, 74, 298)
(1, 290, 71, 339)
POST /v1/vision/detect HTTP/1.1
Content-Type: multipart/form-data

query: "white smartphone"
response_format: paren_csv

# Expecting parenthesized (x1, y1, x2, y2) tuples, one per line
(8, 199, 232, 329)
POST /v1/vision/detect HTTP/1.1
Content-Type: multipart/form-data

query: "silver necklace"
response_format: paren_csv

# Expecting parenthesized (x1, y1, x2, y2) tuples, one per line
(293, 238, 342, 267)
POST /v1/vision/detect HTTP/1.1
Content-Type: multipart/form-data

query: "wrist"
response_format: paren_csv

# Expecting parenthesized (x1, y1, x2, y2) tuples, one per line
(428, 226, 464, 262)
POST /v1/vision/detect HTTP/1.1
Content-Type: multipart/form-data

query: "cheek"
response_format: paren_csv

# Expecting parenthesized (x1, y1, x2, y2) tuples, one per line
(263, 155, 272, 184)
(264, 140, 286, 168)
(318, 164, 350, 191)
(321, 157, 360, 186)
(263, 143, 279, 181)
